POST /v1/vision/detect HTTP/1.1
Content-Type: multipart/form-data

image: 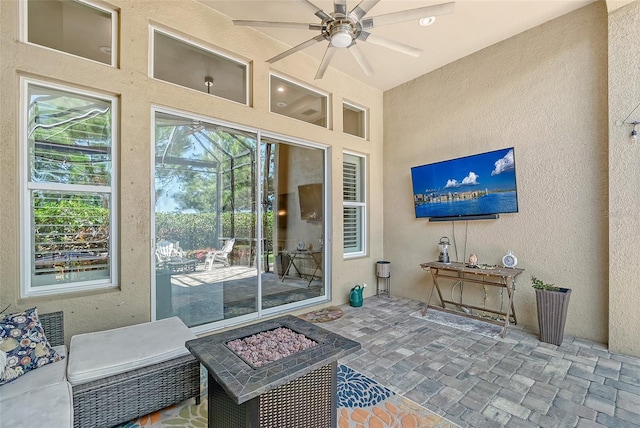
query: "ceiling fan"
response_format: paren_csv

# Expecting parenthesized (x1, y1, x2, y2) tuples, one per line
(233, 0, 455, 80)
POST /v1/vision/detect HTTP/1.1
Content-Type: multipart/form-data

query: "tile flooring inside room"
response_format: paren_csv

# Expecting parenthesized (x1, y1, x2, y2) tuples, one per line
(322, 296, 640, 428)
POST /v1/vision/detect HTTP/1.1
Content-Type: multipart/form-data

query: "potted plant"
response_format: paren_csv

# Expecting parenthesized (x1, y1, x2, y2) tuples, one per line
(531, 276, 572, 346)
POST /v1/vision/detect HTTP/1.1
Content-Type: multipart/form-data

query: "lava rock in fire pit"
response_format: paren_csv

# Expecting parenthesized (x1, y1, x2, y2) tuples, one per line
(227, 327, 317, 367)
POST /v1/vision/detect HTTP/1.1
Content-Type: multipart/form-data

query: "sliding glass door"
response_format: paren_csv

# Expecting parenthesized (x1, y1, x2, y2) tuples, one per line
(153, 110, 327, 329)
(261, 138, 326, 312)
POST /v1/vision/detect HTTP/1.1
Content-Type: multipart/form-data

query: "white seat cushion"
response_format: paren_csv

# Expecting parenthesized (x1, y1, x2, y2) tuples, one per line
(0, 345, 67, 402)
(67, 317, 196, 386)
(0, 381, 73, 427)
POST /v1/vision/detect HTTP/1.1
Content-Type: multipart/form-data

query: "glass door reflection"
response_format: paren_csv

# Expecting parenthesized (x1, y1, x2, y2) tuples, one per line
(153, 112, 328, 329)
(154, 111, 258, 327)
(261, 139, 325, 310)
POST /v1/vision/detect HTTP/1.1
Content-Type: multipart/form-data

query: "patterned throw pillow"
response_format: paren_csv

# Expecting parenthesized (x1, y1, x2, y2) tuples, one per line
(0, 307, 64, 385)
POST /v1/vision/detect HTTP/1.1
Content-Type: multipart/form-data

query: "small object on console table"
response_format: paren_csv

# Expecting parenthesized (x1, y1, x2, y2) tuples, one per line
(468, 253, 478, 267)
(502, 250, 518, 268)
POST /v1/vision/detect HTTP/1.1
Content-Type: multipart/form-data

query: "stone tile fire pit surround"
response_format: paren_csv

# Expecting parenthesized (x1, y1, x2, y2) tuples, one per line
(186, 315, 360, 428)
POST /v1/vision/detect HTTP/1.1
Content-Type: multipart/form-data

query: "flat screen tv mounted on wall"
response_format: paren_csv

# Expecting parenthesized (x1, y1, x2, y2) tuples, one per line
(411, 147, 518, 222)
(298, 183, 323, 221)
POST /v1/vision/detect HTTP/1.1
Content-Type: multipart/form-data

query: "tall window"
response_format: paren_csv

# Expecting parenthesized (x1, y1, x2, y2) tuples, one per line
(21, 79, 118, 297)
(343, 153, 366, 257)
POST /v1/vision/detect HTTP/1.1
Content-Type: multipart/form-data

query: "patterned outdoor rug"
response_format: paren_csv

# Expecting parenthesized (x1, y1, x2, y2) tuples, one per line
(410, 308, 504, 338)
(118, 365, 459, 428)
(299, 306, 344, 323)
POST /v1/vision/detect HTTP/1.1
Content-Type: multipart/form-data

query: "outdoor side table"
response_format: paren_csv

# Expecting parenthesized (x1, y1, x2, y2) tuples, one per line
(186, 315, 360, 428)
(166, 258, 197, 272)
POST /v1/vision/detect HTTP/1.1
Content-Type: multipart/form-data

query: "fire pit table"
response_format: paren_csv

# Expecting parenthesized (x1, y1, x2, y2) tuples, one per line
(186, 315, 360, 428)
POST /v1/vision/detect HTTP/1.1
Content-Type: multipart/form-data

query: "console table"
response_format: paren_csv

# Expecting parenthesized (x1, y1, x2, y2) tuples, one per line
(280, 249, 323, 287)
(420, 261, 524, 338)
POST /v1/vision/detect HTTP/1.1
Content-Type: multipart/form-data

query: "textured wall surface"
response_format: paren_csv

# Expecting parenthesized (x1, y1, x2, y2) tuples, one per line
(608, 1, 640, 356)
(5, 0, 638, 356)
(383, 3, 609, 343)
(607, 0, 636, 12)
(0, 0, 384, 340)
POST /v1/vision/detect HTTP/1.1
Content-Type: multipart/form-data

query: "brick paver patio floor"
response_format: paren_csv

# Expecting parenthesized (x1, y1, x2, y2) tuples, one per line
(323, 296, 640, 427)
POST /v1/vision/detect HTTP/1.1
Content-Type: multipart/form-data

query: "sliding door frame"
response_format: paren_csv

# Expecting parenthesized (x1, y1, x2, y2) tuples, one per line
(150, 106, 330, 334)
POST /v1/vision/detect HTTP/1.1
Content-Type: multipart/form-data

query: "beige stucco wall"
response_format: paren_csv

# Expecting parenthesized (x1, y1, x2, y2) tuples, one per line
(5, 0, 638, 357)
(607, 0, 637, 12)
(383, 3, 610, 343)
(608, 1, 640, 356)
(0, 0, 384, 340)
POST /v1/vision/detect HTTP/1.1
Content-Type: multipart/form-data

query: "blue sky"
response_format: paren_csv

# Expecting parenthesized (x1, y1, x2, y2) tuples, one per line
(412, 147, 517, 194)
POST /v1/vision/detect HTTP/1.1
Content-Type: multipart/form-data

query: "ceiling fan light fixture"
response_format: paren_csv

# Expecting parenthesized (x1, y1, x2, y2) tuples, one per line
(419, 16, 436, 26)
(204, 76, 214, 94)
(330, 27, 353, 48)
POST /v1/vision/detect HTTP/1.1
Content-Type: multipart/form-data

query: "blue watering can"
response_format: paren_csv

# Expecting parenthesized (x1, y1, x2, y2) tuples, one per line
(349, 285, 364, 307)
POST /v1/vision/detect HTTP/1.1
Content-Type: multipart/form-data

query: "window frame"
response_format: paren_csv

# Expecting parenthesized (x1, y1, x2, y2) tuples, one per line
(149, 26, 251, 106)
(20, 77, 119, 297)
(342, 100, 368, 140)
(20, 0, 119, 67)
(343, 151, 367, 258)
(269, 72, 331, 129)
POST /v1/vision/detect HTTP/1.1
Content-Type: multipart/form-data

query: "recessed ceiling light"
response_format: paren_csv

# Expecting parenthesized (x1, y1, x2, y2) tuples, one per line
(276, 102, 287, 107)
(419, 16, 436, 27)
(99, 46, 112, 54)
(277, 87, 285, 92)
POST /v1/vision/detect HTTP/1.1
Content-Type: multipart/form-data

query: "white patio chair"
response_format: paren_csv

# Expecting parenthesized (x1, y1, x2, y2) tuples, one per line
(155, 240, 175, 266)
(204, 238, 235, 270)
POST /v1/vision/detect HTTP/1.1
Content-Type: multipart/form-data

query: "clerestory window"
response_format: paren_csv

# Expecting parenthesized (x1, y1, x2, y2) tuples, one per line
(270, 74, 329, 128)
(343, 101, 368, 139)
(151, 28, 250, 105)
(23, 0, 118, 66)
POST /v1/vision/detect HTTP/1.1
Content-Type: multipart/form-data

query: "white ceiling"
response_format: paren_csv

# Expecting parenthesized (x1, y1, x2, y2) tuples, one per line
(198, 0, 595, 91)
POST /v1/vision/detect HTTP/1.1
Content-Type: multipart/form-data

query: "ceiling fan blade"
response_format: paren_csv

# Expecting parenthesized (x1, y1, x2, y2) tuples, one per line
(234, 20, 322, 31)
(267, 34, 326, 64)
(358, 31, 422, 57)
(299, 0, 331, 21)
(315, 45, 337, 79)
(351, 0, 381, 20)
(334, 0, 347, 16)
(347, 43, 374, 77)
(361, 2, 455, 29)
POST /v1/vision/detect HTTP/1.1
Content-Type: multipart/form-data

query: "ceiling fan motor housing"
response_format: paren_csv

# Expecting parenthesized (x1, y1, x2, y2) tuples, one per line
(325, 18, 359, 48)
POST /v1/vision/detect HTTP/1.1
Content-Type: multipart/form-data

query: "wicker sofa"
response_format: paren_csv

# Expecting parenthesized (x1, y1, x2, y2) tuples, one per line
(0, 312, 201, 428)
(0, 311, 73, 427)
